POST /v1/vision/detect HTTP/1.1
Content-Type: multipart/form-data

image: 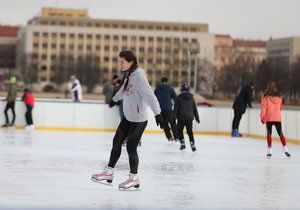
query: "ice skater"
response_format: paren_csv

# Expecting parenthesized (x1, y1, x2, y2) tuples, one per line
(2, 76, 17, 127)
(174, 83, 200, 152)
(260, 81, 291, 158)
(22, 87, 35, 130)
(91, 50, 164, 190)
(155, 76, 179, 142)
(68, 75, 82, 102)
(232, 81, 254, 137)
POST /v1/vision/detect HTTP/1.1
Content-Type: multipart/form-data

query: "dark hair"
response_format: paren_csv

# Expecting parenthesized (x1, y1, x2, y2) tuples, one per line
(112, 74, 119, 80)
(119, 50, 137, 66)
(116, 79, 122, 85)
(264, 81, 281, 97)
(161, 77, 168, 83)
(249, 81, 254, 86)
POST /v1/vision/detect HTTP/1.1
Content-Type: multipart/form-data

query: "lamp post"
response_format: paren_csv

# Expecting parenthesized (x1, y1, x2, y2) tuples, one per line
(188, 41, 201, 93)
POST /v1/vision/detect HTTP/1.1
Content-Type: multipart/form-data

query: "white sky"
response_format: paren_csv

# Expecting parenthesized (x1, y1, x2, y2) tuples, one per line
(0, 0, 299, 40)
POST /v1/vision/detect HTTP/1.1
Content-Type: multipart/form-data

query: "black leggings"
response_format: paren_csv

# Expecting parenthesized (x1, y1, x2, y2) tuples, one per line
(232, 109, 244, 130)
(25, 105, 34, 125)
(177, 120, 194, 143)
(108, 117, 147, 174)
(266, 122, 282, 136)
(161, 109, 178, 140)
(266, 122, 286, 147)
(4, 101, 15, 124)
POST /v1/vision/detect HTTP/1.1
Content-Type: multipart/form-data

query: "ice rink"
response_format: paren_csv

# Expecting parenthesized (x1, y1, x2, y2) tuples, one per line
(0, 129, 300, 210)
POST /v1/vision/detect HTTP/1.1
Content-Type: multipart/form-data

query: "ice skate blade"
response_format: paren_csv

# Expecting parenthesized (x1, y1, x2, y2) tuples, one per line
(118, 184, 141, 191)
(266, 155, 272, 159)
(91, 177, 113, 186)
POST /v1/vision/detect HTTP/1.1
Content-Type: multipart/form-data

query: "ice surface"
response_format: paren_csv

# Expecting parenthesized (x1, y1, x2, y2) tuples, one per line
(0, 128, 300, 210)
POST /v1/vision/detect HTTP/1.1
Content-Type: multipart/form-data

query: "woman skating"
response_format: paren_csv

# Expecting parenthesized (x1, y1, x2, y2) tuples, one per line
(260, 81, 291, 158)
(91, 50, 163, 189)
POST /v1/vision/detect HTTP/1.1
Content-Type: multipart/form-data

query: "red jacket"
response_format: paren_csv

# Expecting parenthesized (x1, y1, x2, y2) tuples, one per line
(23, 92, 35, 106)
(260, 96, 282, 122)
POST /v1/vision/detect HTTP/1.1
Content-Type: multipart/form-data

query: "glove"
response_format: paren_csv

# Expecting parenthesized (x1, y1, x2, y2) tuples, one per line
(261, 118, 266, 124)
(196, 118, 200, 124)
(155, 114, 164, 129)
(109, 100, 117, 108)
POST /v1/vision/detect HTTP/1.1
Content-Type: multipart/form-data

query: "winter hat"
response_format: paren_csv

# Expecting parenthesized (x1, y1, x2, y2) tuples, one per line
(10, 76, 17, 84)
(180, 83, 189, 92)
(70, 75, 76, 80)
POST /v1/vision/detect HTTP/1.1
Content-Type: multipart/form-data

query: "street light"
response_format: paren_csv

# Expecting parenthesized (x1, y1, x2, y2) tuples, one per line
(188, 41, 201, 93)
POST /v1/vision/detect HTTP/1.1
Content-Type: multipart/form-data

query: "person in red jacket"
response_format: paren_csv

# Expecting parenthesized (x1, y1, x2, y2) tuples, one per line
(22, 87, 35, 129)
(260, 81, 291, 158)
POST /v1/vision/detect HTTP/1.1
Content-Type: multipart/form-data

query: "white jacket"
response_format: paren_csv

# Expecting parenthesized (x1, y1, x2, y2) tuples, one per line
(112, 67, 161, 122)
(69, 79, 82, 101)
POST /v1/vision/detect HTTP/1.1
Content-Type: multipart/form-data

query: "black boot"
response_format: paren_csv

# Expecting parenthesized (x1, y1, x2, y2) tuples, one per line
(180, 139, 185, 150)
(190, 141, 196, 152)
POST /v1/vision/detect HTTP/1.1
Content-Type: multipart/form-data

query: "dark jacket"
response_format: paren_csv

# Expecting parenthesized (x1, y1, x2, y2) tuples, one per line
(232, 84, 253, 113)
(174, 92, 199, 121)
(7, 84, 17, 102)
(154, 83, 176, 110)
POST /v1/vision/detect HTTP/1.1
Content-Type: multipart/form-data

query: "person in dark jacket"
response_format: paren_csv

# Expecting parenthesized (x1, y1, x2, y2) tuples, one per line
(232, 82, 254, 137)
(174, 83, 200, 151)
(3, 76, 17, 127)
(154, 77, 178, 141)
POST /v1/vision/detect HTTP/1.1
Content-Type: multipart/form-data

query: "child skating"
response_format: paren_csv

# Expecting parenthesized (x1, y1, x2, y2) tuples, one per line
(91, 50, 163, 190)
(174, 83, 200, 152)
(260, 81, 291, 158)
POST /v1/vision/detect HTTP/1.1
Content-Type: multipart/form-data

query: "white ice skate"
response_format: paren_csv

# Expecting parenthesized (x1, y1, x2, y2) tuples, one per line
(25, 125, 35, 130)
(283, 146, 291, 158)
(118, 173, 140, 190)
(266, 147, 272, 159)
(91, 166, 114, 186)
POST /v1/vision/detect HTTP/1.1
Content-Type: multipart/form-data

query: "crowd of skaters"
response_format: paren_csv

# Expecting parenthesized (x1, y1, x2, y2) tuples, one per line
(1, 50, 292, 161)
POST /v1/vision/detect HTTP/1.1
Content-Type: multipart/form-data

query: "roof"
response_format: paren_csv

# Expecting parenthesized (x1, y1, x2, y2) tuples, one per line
(0, 25, 19, 37)
(233, 39, 266, 48)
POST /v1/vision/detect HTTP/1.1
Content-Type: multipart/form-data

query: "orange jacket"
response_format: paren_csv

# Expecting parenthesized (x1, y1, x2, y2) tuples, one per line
(260, 96, 282, 122)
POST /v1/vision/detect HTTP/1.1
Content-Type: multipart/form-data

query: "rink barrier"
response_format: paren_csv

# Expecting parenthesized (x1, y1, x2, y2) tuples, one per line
(1, 98, 299, 144)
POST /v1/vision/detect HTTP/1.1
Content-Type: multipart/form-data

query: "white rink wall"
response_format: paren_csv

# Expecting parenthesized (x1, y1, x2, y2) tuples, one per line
(0, 98, 299, 142)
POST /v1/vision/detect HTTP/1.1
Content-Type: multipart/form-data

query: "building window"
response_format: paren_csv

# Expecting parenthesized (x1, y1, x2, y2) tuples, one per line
(43, 33, 48, 38)
(96, 35, 101, 40)
(87, 34, 93, 39)
(33, 32, 39, 37)
(113, 35, 119, 40)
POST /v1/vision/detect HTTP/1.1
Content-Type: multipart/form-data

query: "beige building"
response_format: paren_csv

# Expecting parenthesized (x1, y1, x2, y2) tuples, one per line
(267, 36, 300, 65)
(215, 34, 266, 70)
(233, 39, 266, 64)
(19, 7, 215, 89)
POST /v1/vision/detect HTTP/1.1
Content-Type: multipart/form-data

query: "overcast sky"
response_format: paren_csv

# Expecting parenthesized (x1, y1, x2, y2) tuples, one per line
(0, 0, 299, 40)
